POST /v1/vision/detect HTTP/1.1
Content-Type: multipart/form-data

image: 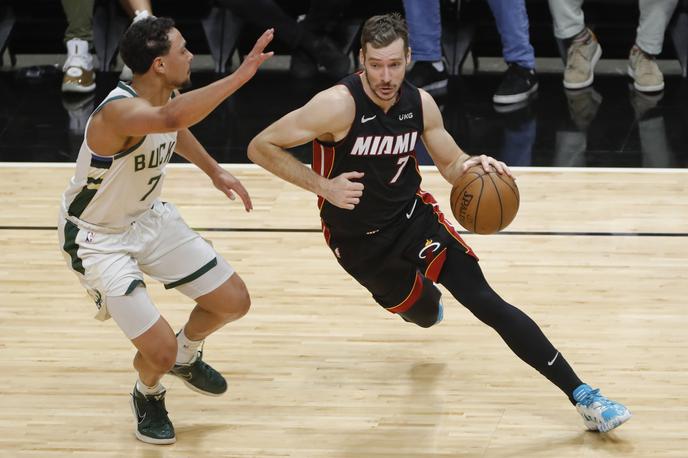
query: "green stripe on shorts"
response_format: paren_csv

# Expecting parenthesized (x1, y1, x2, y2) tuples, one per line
(164, 257, 218, 290)
(125, 279, 146, 295)
(63, 221, 85, 274)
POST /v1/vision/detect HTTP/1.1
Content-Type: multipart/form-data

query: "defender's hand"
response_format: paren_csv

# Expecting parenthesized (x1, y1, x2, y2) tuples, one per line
(323, 171, 365, 210)
(212, 168, 253, 212)
(237, 28, 275, 79)
(461, 154, 513, 178)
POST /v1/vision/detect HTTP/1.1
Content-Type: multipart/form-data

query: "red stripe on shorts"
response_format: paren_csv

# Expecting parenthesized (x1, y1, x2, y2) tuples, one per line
(387, 271, 423, 314)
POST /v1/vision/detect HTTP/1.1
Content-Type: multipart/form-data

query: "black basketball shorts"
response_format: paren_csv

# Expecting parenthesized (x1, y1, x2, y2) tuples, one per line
(322, 190, 478, 315)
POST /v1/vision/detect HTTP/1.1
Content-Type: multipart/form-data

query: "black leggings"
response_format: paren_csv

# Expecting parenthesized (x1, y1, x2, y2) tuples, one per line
(438, 246, 583, 404)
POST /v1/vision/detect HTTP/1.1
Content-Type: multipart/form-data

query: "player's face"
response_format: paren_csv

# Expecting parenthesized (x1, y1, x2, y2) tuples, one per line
(361, 38, 410, 102)
(160, 28, 194, 88)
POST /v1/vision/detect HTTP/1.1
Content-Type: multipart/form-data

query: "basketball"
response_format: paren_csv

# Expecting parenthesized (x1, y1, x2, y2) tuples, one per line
(450, 165, 519, 234)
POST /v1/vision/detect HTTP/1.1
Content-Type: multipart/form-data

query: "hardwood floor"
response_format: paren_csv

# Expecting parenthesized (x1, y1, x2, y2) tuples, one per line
(0, 164, 686, 457)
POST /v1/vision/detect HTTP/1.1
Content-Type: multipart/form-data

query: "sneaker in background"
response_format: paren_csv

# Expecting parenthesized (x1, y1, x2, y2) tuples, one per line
(628, 45, 664, 93)
(563, 29, 601, 90)
(61, 38, 95, 93)
(407, 61, 448, 92)
(493, 63, 538, 104)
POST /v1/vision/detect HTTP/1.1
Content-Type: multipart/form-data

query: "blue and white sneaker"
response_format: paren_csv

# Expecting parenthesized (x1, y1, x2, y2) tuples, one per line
(435, 298, 444, 325)
(573, 384, 632, 432)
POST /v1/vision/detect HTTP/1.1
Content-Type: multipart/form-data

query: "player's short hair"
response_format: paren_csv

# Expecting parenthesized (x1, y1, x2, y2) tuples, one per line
(120, 16, 176, 75)
(360, 13, 409, 55)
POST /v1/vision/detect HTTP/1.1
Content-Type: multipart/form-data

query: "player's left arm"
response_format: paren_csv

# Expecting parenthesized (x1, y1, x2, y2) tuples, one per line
(175, 127, 252, 212)
(419, 89, 512, 185)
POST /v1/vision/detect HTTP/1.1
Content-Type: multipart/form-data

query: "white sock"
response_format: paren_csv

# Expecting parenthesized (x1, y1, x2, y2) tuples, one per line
(176, 327, 203, 364)
(136, 378, 165, 395)
(133, 9, 150, 23)
(432, 61, 445, 72)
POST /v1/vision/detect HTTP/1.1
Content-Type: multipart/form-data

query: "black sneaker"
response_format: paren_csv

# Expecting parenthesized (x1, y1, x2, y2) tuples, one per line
(493, 63, 538, 104)
(407, 61, 448, 91)
(306, 36, 350, 79)
(290, 49, 318, 79)
(130, 385, 176, 445)
(168, 347, 228, 396)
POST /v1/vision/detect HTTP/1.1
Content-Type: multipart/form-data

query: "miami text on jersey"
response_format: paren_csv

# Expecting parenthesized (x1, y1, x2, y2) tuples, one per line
(350, 131, 418, 156)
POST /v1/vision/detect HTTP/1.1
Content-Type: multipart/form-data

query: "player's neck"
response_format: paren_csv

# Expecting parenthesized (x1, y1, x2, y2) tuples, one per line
(130, 75, 176, 106)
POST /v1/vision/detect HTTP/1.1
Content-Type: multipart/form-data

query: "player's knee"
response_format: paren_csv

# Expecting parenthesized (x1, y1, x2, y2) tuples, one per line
(218, 279, 251, 321)
(148, 340, 178, 372)
(398, 278, 443, 328)
(230, 285, 251, 319)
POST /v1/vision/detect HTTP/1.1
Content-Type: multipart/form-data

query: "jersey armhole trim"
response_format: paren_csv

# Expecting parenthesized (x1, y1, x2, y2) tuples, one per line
(117, 81, 138, 97)
(113, 136, 147, 160)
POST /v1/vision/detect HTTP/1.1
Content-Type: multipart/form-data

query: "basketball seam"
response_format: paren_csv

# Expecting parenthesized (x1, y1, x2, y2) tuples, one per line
(486, 173, 504, 231)
(473, 176, 484, 234)
(494, 173, 519, 200)
(455, 173, 483, 200)
(451, 173, 482, 224)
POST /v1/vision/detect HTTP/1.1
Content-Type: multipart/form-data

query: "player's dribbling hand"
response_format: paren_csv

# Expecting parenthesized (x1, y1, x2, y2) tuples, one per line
(324, 171, 365, 210)
(461, 154, 513, 178)
(212, 167, 253, 212)
(237, 28, 275, 79)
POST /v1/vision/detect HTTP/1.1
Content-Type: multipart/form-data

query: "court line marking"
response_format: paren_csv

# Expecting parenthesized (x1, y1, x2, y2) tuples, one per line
(2, 226, 686, 237)
(0, 162, 687, 174)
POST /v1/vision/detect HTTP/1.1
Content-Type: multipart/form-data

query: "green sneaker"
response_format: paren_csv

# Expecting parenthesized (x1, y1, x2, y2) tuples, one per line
(129, 385, 176, 444)
(169, 347, 227, 396)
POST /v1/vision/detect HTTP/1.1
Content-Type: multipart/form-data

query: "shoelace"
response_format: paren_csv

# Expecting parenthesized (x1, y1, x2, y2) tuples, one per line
(577, 388, 613, 408)
(636, 52, 658, 77)
(566, 41, 592, 71)
(145, 393, 170, 419)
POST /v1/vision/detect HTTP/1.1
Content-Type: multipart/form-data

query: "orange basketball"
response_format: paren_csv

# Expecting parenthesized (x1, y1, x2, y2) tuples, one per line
(450, 165, 519, 234)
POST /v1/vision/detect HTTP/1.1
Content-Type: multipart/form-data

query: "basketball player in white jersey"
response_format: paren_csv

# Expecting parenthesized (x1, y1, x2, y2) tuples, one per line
(58, 17, 273, 444)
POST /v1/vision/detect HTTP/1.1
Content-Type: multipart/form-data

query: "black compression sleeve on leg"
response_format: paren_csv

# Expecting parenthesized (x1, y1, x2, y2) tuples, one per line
(438, 247, 583, 404)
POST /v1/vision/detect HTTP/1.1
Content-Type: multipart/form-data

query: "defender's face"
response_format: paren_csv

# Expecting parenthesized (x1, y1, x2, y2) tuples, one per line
(360, 38, 410, 102)
(158, 27, 194, 88)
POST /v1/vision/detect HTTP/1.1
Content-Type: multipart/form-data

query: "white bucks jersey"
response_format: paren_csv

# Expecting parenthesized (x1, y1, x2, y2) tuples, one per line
(61, 82, 177, 231)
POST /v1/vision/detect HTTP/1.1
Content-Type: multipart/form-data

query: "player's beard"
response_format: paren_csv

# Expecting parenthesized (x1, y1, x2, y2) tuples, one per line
(364, 71, 399, 102)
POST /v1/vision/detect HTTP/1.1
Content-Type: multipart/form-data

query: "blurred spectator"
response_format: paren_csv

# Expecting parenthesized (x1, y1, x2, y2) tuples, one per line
(402, 0, 538, 105)
(548, 0, 679, 92)
(60, 0, 153, 92)
(217, 0, 351, 79)
(116, 0, 154, 81)
(61, 0, 95, 93)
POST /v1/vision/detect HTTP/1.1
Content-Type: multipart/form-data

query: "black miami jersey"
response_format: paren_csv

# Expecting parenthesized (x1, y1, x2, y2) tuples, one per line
(312, 72, 424, 237)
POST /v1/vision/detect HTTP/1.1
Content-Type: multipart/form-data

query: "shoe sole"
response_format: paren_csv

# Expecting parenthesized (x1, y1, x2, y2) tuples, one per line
(181, 379, 226, 397)
(61, 83, 96, 93)
(598, 410, 632, 433)
(128, 396, 176, 445)
(563, 44, 602, 90)
(493, 82, 539, 104)
(626, 66, 665, 92)
(422, 79, 448, 92)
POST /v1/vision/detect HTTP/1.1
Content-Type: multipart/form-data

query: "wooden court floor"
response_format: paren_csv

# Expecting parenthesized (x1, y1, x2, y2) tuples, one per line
(0, 164, 686, 457)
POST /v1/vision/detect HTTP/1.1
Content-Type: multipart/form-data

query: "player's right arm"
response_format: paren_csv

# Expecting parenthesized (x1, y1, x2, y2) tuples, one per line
(89, 29, 274, 153)
(248, 86, 365, 210)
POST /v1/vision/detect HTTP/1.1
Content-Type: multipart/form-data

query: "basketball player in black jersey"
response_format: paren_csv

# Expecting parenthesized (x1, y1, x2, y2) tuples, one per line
(248, 13, 630, 433)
